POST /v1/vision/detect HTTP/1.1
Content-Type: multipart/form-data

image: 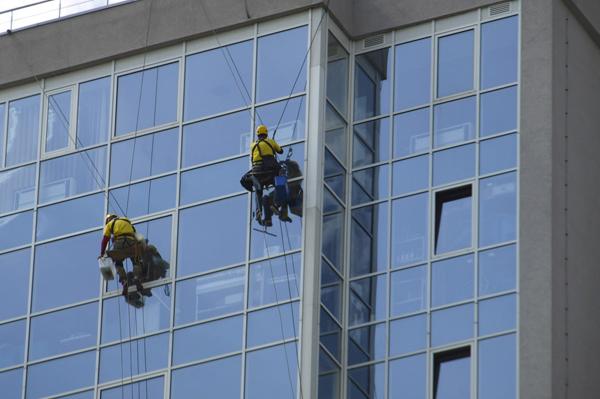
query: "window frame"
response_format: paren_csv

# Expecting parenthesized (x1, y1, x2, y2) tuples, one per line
(434, 26, 477, 101)
(432, 183, 475, 257)
(431, 344, 473, 399)
(42, 86, 77, 157)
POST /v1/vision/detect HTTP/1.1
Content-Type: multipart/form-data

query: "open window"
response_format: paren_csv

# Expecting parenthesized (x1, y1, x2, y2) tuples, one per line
(434, 185, 472, 255)
(433, 346, 471, 399)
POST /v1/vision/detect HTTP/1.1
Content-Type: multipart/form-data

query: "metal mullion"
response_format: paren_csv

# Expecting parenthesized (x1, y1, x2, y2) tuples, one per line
(40, 141, 107, 162)
(347, 269, 387, 283)
(479, 129, 519, 142)
(2, 102, 11, 167)
(392, 102, 432, 117)
(28, 297, 99, 319)
(0, 206, 36, 222)
(110, 120, 180, 144)
(476, 328, 518, 343)
(0, 364, 24, 375)
(478, 289, 518, 302)
(478, 166, 518, 180)
(319, 342, 342, 369)
(515, 6, 522, 397)
(325, 98, 348, 126)
(479, 81, 519, 95)
(37, 187, 106, 209)
(98, 328, 169, 351)
(96, 370, 167, 393)
(321, 256, 344, 281)
(26, 346, 97, 369)
(350, 158, 389, 174)
(351, 113, 389, 128)
(32, 226, 102, 247)
(253, 91, 307, 111)
(180, 104, 252, 128)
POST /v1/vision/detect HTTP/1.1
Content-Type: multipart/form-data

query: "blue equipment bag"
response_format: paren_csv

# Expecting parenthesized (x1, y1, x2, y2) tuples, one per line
(274, 175, 289, 206)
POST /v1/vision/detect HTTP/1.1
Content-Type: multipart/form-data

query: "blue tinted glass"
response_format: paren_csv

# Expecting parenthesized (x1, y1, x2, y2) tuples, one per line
(319, 372, 340, 399)
(0, 103, 4, 166)
(348, 323, 386, 365)
(247, 302, 299, 347)
(29, 302, 97, 361)
(175, 267, 245, 325)
(173, 316, 243, 364)
(349, 275, 386, 326)
(436, 351, 470, 399)
(36, 193, 103, 241)
(245, 342, 298, 399)
(391, 193, 429, 267)
(389, 354, 426, 399)
(327, 37, 348, 116)
(177, 195, 247, 277)
(479, 294, 516, 336)
(0, 164, 36, 214)
(480, 86, 517, 137)
(171, 355, 241, 399)
(0, 211, 33, 251)
(101, 377, 163, 399)
(479, 172, 517, 246)
(6, 95, 40, 167)
(323, 185, 342, 214)
(393, 155, 429, 195)
(390, 265, 427, 316)
(180, 157, 247, 205)
(321, 306, 342, 360)
(479, 334, 516, 399)
(433, 144, 475, 186)
(249, 254, 301, 307)
(116, 62, 178, 135)
(480, 133, 517, 175)
(350, 203, 388, 277)
(0, 249, 30, 321)
(436, 191, 472, 254)
(110, 128, 178, 185)
(109, 174, 176, 218)
(352, 165, 389, 206)
(479, 244, 516, 296)
(432, 254, 474, 307)
(185, 40, 252, 120)
(438, 30, 474, 97)
(393, 107, 430, 157)
(101, 286, 171, 343)
(481, 16, 519, 89)
(39, 147, 107, 203)
(0, 320, 25, 368)
(57, 391, 93, 399)
(250, 205, 302, 260)
(255, 96, 306, 144)
(323, 211, 344, 271)
(395, 38, 431, 110)
(324, 148, 345, 200)
(431, 304, 473, 347)
(319, 347, 338, 373)
(77, 77, 111, 147)
(353, 118, 389, 168)
(99, 333, 168, 383)
(321, 260, 342, 320)
(354, 48, 392, 121)
(257, 26, 307, 102)
(26, 351, 95, 399)
(348, 363, 384, 399)
(434, 96, 476, 148)
(0, 368, 22, 399)
(45, 91, 71, 152)
(183, 110, 250, 167)
(390, 314, 427, 356)
(326, 103, 347, 165)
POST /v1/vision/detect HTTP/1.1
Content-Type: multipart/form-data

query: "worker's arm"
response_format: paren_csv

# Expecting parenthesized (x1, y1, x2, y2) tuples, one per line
(271, 139, 283, 154)
(100, 223, 111, 257)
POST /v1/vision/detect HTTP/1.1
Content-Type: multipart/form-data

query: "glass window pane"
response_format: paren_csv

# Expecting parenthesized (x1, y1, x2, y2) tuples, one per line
(0, 368, 23, 399)
(326, 103, 347, 165)
(6, 95, 40, 167)
(321, 307, 342, 360)
(480, 86, 517, 137)
(478, 334, 516, 399)
(435, 186, 472, 255)
(180, 157, 247, 205)
(434, 348, 471, 399)
(323, 212, 344, 271)
(353, 118, 389, 168)
(36, 193, 103, 241)
(348, 363, 384, 399)
(39, 147, 107, 203)
(479, 294, 516, 336)
(349, 275, 386, 326)
(115, 62, 178, 135)
(350, 203, 388, 277)
(391, 193, 429, 267)
(393, 107, 430, 158)
(480, 133, 517, 175)
(250, 197, 303, 259)
(433, 144, 475, 186)
(0, 211, 33, 251)
(109, 174, 176, 218)
(45, 91, 71, 152)
(245, 342, 298, 399)
(437, 30, 474, 97)
(352, 165, 389, 206)
(325, 148, 345, 200)
(390, 265, 427, 316)
(327, 33, 349, 116)
(348, 323, 386, 365)
(257, 26, 307, 102)
(432, 254, 474, 307)
(110, 128, 178, 185)
(101, 377, 163, 399)
(479, 172, 517, 246)
(390, 314, 427, 356)
(393, 155, 429, 195)
(479, 244, 516, 296)
(171, 355, 241, 399)
(395, 38, 431, 110)
(321, 259, 342, 320)
(431, 303, 474, 347)
(0, 103, 5, 166)
(389, 354, 426, 399)
(255, 96, 306, 144)
(99, 333, 168, 383)
(175, 267, 245, 325)
(185, 40, 252, 120)
(247, 302, 299, 348)
(26, 351, 95, 399)
(249, 254, 301, 308)
(77, 76, 111, 147)
(434, 96, 476, 148)
(59, 391, 94, 399)
(177, 195, 247, 277)
(0, 320, 26, 368)
(29, 302, 98, 361)
(354, 48, 392, 121)
(0, 249, 30, 321)
(0, 164, 36, 214)
(481, 16, 519, 89)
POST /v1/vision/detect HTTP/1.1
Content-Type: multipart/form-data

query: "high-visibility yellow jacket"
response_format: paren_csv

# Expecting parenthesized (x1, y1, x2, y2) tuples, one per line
(251, 138, 282, 163)
(103, 218, 136, 238)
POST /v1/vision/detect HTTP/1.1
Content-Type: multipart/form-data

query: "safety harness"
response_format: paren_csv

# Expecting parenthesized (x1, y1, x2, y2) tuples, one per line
(251, 137, 277, 165)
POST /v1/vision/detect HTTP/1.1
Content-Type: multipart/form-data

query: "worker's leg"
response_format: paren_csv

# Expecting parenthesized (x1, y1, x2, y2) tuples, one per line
(262, 195, 273, 226)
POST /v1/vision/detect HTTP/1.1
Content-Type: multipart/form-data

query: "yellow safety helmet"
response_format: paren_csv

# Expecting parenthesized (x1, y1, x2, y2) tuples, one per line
(256, 124, 268, 137)
(105, 214, 118, 225)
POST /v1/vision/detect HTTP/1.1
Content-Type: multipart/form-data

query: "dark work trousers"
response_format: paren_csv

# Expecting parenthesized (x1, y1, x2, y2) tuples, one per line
(107, 236, 143, 283)
(240, 156, 280, 215)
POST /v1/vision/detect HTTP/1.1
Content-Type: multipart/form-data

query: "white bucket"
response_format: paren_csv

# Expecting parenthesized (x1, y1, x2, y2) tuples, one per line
(98, 256, 117, 281)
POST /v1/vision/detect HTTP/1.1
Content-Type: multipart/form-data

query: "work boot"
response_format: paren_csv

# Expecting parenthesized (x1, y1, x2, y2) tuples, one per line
(279, 207, 292, 223)
(121, 282, 128, 297)
(264, 218, 273, 227)
(255, 209, 264, 225)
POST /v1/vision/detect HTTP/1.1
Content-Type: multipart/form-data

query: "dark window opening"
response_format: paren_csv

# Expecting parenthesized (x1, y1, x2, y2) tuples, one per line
(433, 346, 471, 399)
(434, 185, 472, 254)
